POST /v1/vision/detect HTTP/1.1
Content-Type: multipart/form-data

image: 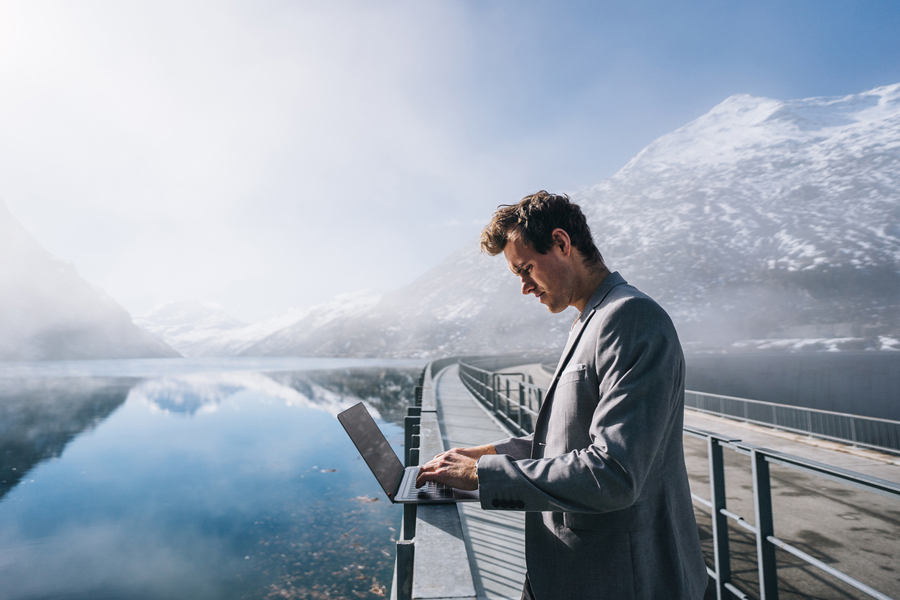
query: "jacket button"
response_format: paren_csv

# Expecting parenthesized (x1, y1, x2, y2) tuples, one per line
(500, 499, 509, 508)
(516, 500, 525, 509)
(492, 499, 500, 508)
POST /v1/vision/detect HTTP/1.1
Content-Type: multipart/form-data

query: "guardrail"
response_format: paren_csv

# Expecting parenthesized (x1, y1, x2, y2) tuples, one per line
(685, 390, 900, 455)
(684, 426, 900, 600)
(457, 359, 900, 600)
(391, 363, 477, 600)
(457, 360, 545, 436)
(469, 360, 900, 455)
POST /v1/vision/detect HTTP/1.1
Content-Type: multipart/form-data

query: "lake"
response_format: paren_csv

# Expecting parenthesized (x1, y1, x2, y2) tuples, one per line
(0, 357, 424, 600)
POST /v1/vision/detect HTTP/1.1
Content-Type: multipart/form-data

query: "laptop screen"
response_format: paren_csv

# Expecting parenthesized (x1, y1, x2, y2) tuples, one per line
(337, 402, 406, 499)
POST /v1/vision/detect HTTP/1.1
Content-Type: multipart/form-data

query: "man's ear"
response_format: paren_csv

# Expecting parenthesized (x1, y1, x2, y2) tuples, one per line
(550, 228, 572, 256)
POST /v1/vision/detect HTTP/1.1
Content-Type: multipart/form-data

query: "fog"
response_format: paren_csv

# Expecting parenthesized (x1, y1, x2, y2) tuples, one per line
(2, 1, 899, 330)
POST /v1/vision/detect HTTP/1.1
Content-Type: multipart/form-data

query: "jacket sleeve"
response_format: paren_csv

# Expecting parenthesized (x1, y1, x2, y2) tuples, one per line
(490, 433, 534, 460)
(476, 296, 684, 513)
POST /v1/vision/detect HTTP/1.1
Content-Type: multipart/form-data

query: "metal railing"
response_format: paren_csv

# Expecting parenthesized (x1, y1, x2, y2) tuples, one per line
(457, 361, 544, 436)
(458, 359, 900, 600)
(685, 426, 900, 600)
(685, 390, 900, 455)
(392, 364, 477, 600)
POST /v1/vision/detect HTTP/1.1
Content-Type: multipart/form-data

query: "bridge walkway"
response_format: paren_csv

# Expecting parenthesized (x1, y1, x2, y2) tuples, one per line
(434, 363, 527, 600)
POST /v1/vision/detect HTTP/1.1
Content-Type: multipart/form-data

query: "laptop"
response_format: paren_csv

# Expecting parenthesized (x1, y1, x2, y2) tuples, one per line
(337, 402, 479, 504)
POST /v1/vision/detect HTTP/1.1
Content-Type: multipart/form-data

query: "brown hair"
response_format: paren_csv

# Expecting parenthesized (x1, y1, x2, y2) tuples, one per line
(480, 191, 604, 269)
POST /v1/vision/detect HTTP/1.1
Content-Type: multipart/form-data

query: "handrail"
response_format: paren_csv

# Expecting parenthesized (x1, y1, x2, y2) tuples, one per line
(458, 359, 900, 600)
(457, 360, 544, 436)
(463, 360, 900, 455)
(684, 389, 900, 455)
(392, 363, 477, 600)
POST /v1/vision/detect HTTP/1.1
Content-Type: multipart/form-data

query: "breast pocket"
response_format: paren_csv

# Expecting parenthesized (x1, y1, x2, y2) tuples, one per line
(557, 363, 586, 387)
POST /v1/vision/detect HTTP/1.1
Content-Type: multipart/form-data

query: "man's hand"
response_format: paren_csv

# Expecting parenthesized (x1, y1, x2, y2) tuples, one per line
(415, 444, 497, 491)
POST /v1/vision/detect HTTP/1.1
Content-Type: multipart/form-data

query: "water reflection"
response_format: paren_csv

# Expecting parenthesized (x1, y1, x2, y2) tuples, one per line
(130, 372, 361, 417)
(0, 363, 419, 600)
(0, 377, 138, 500)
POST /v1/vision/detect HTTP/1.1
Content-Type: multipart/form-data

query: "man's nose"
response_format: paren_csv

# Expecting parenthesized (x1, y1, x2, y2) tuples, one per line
(520, 276, 534, 295)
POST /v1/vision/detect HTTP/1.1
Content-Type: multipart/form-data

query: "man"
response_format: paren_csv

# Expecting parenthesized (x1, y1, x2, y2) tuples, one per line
(417, 192, 708, 599)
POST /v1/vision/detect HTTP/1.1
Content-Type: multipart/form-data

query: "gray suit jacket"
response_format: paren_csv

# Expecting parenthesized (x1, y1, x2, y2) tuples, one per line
(476, 272, 707, 600)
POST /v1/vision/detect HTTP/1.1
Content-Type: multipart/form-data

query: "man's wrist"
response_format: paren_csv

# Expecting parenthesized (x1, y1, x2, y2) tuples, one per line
(479, 444, 498, 457)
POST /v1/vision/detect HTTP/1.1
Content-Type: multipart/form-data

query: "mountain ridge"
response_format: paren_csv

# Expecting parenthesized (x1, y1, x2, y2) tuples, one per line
(144, 82, 900, 357)
(0, 202, 179, 361)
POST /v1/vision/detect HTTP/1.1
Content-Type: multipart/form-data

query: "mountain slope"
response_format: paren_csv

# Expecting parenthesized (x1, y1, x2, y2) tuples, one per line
(237, 238, 584, 358)
(247, 82, 900, 357)
(582, 83, 900, 346)
(0, 203, 179, 361)
(135, 300, 316, 357)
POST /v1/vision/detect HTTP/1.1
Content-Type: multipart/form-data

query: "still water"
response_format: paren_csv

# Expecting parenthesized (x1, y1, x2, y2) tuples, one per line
(0, 358, 424, 600)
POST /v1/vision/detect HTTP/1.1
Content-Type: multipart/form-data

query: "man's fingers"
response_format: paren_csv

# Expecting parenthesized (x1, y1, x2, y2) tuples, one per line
(416, 454, 455, 486)
(416, 462, 442, 487)
(415, 450, 478, 490)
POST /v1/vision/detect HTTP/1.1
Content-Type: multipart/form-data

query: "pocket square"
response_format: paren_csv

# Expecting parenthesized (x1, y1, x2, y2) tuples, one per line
(561, 362, 585, 375)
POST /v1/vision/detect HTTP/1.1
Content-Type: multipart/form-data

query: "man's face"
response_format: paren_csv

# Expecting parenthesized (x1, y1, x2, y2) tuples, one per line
(503, 234, 574, 314)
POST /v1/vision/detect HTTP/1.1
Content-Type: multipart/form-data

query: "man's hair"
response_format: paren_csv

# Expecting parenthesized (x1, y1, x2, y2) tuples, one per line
(480, 191, 604, 269)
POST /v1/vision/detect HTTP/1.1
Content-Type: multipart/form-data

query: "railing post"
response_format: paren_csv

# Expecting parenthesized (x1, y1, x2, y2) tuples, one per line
(404, 413, 420, 467)
(395, 539, 414, 600)
(709, 438, 732, 600)
(492, 375, 499, 411)
(752, 449, 779, 600)
(505, 379, 510, 418)
(402, 504, 417, 541)
(518, 381, 525, 431)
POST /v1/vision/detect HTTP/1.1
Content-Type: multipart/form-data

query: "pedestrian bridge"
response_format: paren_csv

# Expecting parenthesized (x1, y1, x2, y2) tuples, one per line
(391, 357, 900, 600)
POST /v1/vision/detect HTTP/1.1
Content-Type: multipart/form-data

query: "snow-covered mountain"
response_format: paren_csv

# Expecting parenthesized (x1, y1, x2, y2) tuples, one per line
(582, 82, 900, 349)
(138, 292, 383, 357)
(135, 300, 311, 357)
(237, 291, 389, 356)
(0, 202, 179, 361)
(244, 82, 900, 357)
(237, 245, 575, 358)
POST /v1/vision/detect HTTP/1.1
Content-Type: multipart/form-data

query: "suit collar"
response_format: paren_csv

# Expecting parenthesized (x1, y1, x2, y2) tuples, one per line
(531, 272, 627, 457)
(583, 271, 626, 315)
(552, 271, 626, 381)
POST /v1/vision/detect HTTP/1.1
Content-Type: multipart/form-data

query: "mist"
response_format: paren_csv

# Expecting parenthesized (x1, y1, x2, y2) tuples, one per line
(0, 2, 898, 364)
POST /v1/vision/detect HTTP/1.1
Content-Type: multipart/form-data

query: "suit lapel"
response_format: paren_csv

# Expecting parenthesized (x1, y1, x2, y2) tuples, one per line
(530, 272, 628, 458)
(547, 313, 592, 394)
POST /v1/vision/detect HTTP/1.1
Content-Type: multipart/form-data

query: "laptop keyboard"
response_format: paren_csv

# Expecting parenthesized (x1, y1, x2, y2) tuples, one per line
(418, 481, 454, 499)
(402, 480, 454, 500)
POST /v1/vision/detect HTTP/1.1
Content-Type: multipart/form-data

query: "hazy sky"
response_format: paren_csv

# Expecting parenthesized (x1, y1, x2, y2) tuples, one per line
(2, 1, 899, 322)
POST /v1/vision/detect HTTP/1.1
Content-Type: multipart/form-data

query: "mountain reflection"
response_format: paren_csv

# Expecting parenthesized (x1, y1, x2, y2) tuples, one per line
(0, 377, 137, 501)
(128, 368, 416, 422)
(0, 366, 417, 502)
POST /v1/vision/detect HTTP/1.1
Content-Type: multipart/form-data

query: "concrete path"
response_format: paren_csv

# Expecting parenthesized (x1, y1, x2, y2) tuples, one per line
(433, 364, 527, 600)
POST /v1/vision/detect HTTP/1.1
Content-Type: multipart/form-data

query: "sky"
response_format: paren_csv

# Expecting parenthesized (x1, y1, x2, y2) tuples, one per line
(1, 1, 900, 323)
